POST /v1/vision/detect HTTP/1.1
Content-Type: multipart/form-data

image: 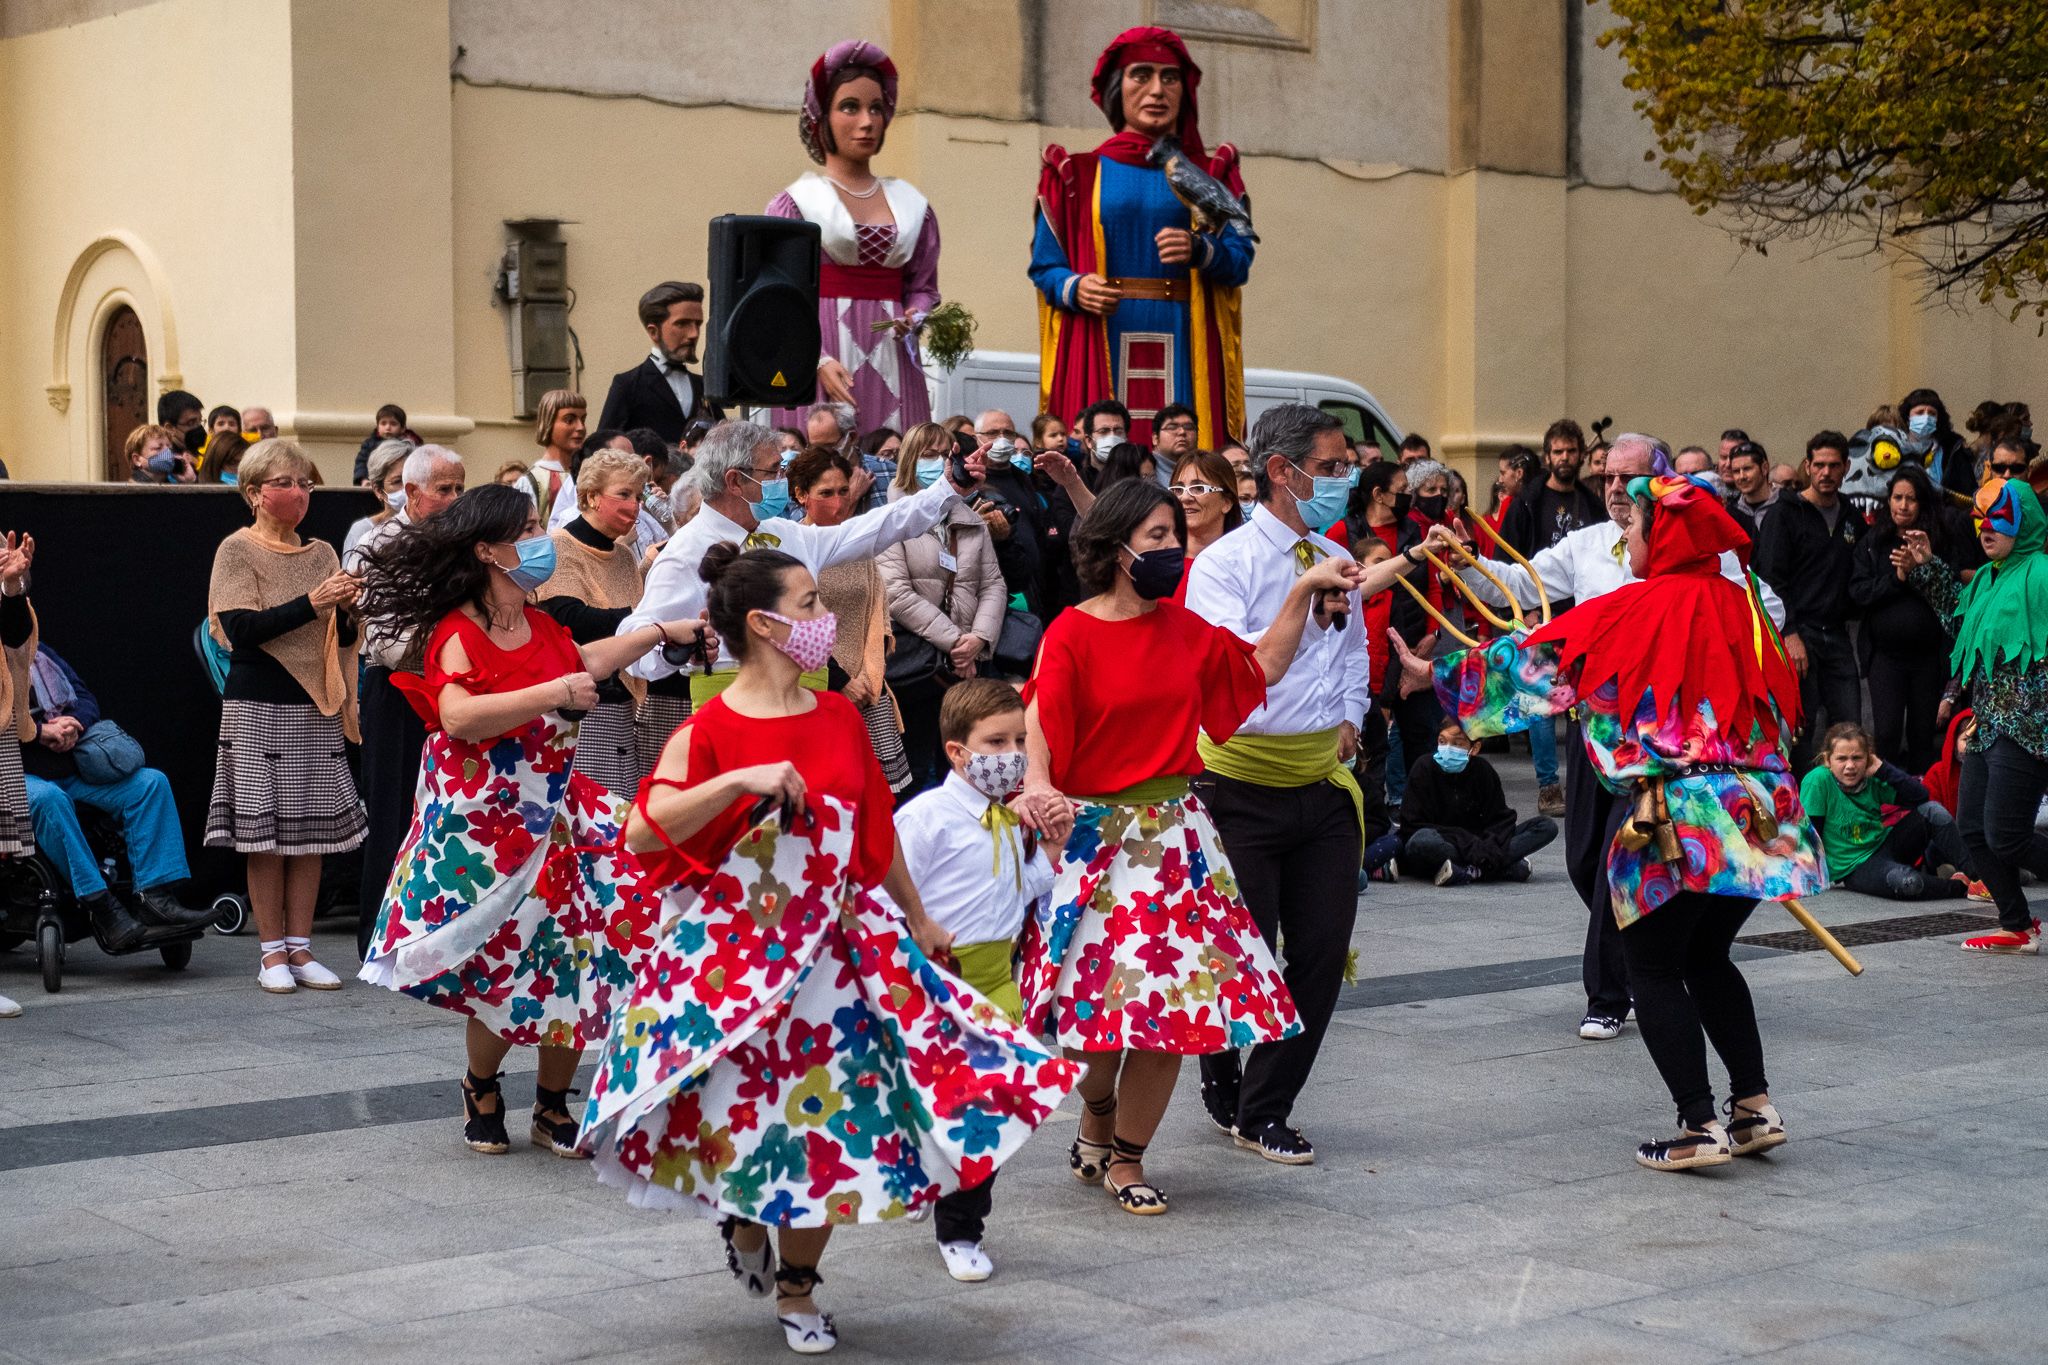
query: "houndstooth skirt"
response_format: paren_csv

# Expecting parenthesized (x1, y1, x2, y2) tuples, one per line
(571, 698, 641, 801)
(0, 730, 32, 856)
(633, 692, 691, 791)
(205, 700, 365, 855)
(862, 690, 912, 794)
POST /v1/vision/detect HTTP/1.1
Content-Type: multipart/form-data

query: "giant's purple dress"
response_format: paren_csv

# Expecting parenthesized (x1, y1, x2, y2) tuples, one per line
(765, 172, 939, 434)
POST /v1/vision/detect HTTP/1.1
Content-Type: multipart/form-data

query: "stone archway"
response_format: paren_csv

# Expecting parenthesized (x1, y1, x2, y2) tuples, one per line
(49, 234, 181, 481)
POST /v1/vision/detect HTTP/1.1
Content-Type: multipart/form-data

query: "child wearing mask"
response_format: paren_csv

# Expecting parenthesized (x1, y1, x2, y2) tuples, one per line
(1799, 723, 1990, 901)
(1397, 715, 1557, 886)
(892, 678, 1059, 1283)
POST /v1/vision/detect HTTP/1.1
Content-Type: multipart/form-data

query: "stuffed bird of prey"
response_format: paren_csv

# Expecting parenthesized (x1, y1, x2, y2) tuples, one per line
(1148, 136, 1258, 242)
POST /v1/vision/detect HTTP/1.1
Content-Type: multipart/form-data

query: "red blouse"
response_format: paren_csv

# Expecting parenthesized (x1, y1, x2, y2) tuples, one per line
(635, 691, 897, 891)
(1022, 600, 1265, 797)
(393, 608, 583, 732)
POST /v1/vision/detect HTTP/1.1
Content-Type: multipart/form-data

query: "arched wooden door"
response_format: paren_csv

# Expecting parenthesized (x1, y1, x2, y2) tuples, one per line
(102, 305, 148, 481)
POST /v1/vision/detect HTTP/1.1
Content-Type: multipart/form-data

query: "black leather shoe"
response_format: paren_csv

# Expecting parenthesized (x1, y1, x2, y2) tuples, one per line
(131, 889, 215, 930)
(1199, 1052, 1241, 1137)
(81, 890, 148, 951)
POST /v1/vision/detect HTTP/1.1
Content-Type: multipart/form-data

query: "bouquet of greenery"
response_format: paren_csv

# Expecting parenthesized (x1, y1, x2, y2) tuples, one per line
(874, 301, 977, 373)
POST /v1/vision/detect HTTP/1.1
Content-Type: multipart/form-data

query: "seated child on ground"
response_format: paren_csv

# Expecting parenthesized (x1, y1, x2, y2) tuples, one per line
(1397, 716, 1557, 887)
(1799, 722, 1988, 901)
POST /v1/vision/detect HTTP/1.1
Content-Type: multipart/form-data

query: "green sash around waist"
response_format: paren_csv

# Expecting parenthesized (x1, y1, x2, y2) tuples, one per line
(1074, 775, 1191, 807)
(1196, 728, 1364, 846)
(688, 667, 830, 707)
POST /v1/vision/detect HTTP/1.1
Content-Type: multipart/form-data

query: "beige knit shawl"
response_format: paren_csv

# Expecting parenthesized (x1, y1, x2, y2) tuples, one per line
(544, 528, 647, 705)
(2, 598, 37, 743)
(207, 528, 361, 742)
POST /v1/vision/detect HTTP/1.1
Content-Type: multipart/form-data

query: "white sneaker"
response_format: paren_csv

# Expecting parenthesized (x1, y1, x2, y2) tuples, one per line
(938, 1239, 993, 1282)
(0, 991, 21, 1018)
(287, 956, 343, 990)
(1578, 1013, 1623, 1040)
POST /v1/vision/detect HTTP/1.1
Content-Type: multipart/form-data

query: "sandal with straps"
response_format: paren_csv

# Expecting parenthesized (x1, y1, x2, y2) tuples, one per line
(532, 1083, 592, 1160)
(1103, 1135, 1168, 1215)
(460, 1070, 509, 1155)
(720, 1217, 773, 1298)
(1725, 1097, 1787, 1157)
(775, 1261, 837, 1355)
(1069, 1092, 1115, 1183)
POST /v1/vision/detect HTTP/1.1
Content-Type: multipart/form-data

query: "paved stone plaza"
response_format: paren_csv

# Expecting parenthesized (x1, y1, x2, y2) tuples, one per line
(4, 768, 2045, 1364)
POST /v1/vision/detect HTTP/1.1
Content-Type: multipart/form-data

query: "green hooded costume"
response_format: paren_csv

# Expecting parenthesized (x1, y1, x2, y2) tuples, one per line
(1950, 479, 2048, 684)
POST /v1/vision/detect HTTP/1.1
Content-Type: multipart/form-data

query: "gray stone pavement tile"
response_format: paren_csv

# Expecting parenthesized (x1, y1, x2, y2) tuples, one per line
(1866, 1289, 2048, 1364)
(90, 1174, 416, 1242)
(0, 1210, 165, 1270)
(291, 1243, 650, 1325)
(1748, 1331, 1967, 1364)
(1348, 1253, 1662, 1336)
(1801, 1217, 2048, 1308)
(0, 1263, 119, 1322)
(1582, 1266, 1931, 1356)
(234, 1302, 589, 1365)
(1099, 1291, 1446, 1363)
(0, 1156, 204, 1216)
(37, 1228, 387, 1309)
(318, 1188, 653, 1262)
(1368, 1312, 1738, 1364)
(4, 1284, 363, 1365)
(131, 1124, 424, 1191)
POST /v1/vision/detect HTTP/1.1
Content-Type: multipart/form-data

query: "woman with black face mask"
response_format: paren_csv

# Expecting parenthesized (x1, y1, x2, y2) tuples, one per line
(1009, 480, 1360, 1216)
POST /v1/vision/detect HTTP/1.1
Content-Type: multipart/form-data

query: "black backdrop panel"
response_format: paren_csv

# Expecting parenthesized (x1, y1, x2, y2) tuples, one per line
(0, 485, 374, 896)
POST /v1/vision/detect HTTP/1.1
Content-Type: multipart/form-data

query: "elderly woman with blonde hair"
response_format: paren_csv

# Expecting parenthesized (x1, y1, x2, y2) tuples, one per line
(533, 448, 658, 797)
(205, 439, 365, 994)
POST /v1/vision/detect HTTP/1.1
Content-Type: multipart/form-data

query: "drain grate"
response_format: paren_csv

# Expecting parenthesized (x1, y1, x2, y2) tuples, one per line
(1737, 909, 1997, 953)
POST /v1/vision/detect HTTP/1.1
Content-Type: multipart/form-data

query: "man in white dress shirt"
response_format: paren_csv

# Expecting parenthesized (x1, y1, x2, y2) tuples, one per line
(1449, 434, 1786, 1044)
(621, 419, 982, 698)
(1184, 403, 1371, 1167)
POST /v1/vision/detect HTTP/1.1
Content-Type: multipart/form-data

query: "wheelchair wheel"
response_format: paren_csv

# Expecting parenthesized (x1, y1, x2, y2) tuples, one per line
(38, 920, 63, 993)
(159, 939, 193, 971)
(211, 893, 249, 936)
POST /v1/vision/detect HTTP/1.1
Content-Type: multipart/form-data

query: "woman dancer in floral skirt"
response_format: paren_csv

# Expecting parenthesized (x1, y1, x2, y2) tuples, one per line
(579, 543, 1077, 1355)
(356, 485, 712, 1158)
(1014, 480, 1361, 1214)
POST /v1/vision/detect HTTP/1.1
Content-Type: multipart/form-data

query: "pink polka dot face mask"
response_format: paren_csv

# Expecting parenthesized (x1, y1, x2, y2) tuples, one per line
(756, 610, 839, 672)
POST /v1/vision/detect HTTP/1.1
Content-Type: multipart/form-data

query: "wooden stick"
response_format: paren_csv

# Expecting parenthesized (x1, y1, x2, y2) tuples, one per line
(1390, 574, 1481, 648)
(1418, 544, 1525, 635)
(1781, 897, 1863, 976)
(1466, 515, 1555, 624)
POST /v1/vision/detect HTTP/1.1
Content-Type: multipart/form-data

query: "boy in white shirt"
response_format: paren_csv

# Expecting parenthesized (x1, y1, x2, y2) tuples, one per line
(893, 678, 1057, 1283)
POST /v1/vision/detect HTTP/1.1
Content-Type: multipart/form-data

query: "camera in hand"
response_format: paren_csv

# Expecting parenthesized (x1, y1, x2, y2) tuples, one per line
(662, 633, 713, 673)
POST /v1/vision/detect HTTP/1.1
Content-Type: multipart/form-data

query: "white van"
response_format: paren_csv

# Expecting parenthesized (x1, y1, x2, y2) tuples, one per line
(921, 349, 1405, 456)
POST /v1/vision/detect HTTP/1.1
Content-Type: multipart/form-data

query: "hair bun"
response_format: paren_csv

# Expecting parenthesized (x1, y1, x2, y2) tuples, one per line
(698, 540, 741, 585)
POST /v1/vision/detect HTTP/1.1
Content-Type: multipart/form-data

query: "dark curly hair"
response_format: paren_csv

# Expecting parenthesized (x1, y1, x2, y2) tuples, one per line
(1071, 479, 1185, 597)
(699, 542, 803, 660)
(355, 483, 534, 662)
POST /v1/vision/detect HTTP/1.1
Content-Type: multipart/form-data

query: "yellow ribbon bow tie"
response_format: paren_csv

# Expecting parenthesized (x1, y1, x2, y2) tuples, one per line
(1292, 539, 1324, 575)
(980, 800, 1023, 890)
(743, 531, 782, 550)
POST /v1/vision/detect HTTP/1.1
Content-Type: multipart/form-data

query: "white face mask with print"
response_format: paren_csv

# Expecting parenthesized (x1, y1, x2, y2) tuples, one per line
(962, 749, 1027, 801)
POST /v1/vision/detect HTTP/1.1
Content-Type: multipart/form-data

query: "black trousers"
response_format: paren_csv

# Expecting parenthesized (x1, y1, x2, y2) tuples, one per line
(1192, 773, 1362, 1131)
(357, 665, 427, 959)
(933, 1173, 994, 1244)
(1958, 737, 2048, 933)
(1382, 685, 1443, 804)
(1618, 892, 1765, 1128)
(1865, 647, 1948, 778)
(893, 673, 948, 796)
(1789, 623, 1862, 770)
(1563, 718, 1631, 1018)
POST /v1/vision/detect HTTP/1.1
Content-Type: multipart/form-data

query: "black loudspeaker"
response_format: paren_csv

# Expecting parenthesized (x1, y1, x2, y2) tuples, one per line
(704, 214, 821, 409)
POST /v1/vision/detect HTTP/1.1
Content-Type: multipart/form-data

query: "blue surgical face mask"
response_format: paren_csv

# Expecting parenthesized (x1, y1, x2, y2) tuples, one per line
(1288, 462, 1351, 527)
(498, 534, 557, 592)
(1240, 500, 1257, 519)
(1908, 412, 1938, 437)
(1433, 742, 1471, 774)
(221, 472, 239, 486)
(146, 449, 178, 476)
(914, 458, 947, 489)
(1346, 467, 1361, 490)
(747, 472, 791, 522)
(1010, 452, 1036, 473)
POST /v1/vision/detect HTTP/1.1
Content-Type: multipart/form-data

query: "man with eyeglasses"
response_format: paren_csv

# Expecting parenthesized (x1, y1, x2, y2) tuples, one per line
(1184, 402, 1373, 1166)
(1150, 403, 1199, 488)
(1443, 434, 1785, 1043)
(973, 408, 1049, 614)
(621, 419, 985, 697)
